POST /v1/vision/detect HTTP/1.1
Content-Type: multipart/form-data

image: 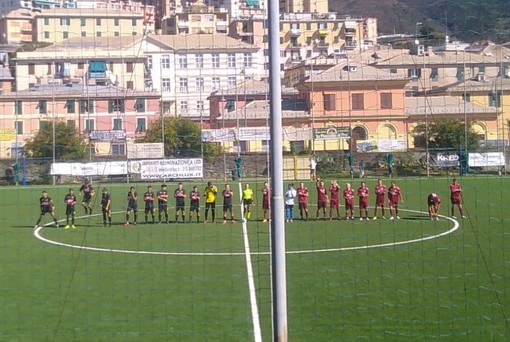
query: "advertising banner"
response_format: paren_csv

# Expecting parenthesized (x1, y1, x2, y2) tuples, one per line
(356, 140, 378, 153)
(127, 143, 164, 159)
(0, 129, 16, 141)
(429, 152, 459, 167)
(201, 129, 237, 142)
(377, 139, 407, 152)
(88, 130, 126, 142)
(139, 158, 203, 179)
(313, 127, 350, 140)
(468, 152, 505, 167)
(238, 127, 270, 141)
(50, 161, 128, 176)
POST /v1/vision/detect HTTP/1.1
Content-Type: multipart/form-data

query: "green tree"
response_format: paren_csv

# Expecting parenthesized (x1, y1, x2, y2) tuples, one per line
(137, 116, 218, 158)
(412, 118, 481, 151)
(24, 121, 87, 160)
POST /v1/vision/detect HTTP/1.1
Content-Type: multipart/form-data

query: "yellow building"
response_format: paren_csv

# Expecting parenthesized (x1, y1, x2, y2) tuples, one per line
(0, 8, 35, 44)
(163, 1, 229, 35)
(33, 8, 150, 43)
(280, 0, 328, 14)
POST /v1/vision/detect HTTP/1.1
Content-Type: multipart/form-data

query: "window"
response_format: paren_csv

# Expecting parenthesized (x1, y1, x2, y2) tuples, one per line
(479, 66, 486, 73)
(44, 18, 49, 25)
(114, 18, 119, 26)
(243, 53, 252, 67)
(80, 18, 86, 26)
(85, 119, 95, 133)
(390, 68, 397, 74)
(112, 143, 125, 155)
(37, 100, 47, 114)
(456, 67, 465, 81)
(262, 35, 268, 43)
(44, 31, 49, 39)
(136, 118, 146, 132)
(233, 141, 247, 153)
(489, 91, 501, 107)
(352, 126, 367, 141)
(132, 19, 137, 26)
(351, 94, 364, 110)
(407, 68, 421, 78)
(147, 56, 153, 70)
(14, 121, 23, 135)
(63, 31, 69, 39)
(324, 94, 335, 111)
(126, 81, 134, 90)
(39, 121, 49, 130)
(108, 99, 125, 113)
(195, 54, 203, 68)
(81, 31, 86, 37)
(162, 78, 170, 92)
(462, 93, 471, 102)
(60, 18, 70, 26)
(212, 77, 220, 90)
(79, 100, 94, 114)
(67, 120, 75, 129)
(96, 18, 101, 26)
(306, 23, 311, 30)
(113, 118, 122, 130)
(380, 93, 392, 109)
(15, 101, 22, 115)
(162, 102, 171, 114)
(66, 100, 75, 113)
(179, 55, 187, 68)
(195, 77, 204, 92)
(179, 78, 188, 92)
(180, 101, 188, 114)
(263, 49, 269, 57)
(77, 62, 84, 70)
(228, 53, 236, 68)
(135, 98, 145, 112)
(96, 31, 102, 37)
(228, 76, 236, 87)
(429, 67, 438, 80)
(212, 54, 220, 68)
(334, 36, 339, 44)
(28, 63, 35, 75)
(126, 62, 134, 73)
(161, 55, 170, 69)
(226, 99, 235, 112)
(197, 100, 204, 112)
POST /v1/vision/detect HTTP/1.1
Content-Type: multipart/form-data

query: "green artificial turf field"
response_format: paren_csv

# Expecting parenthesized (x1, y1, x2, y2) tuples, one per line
(1, 176, 509, 341)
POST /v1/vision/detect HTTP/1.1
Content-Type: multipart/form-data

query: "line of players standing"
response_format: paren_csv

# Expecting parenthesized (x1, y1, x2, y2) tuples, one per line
(33, 178, 465, 229)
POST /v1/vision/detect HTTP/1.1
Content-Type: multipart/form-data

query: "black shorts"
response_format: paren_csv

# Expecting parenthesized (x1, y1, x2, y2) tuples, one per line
(223, 204, 233, 211)
(127, 205, 138, 212)
(176, 204, 185, 212)
(66, 205, 75, 216)
(82, 196, 92, 204)
(190, 202, 200, 212)
(102, 206, 110, 213)
(206, 202, 216, 209)
(158, 203, 168, 211)
(145, 203, 154, 212)
(243, 198, 253, 206)
(40, 206, 52, 214)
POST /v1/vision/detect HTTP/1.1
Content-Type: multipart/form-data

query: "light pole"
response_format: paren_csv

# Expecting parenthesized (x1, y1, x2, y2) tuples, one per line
(415, 27, 430, 177)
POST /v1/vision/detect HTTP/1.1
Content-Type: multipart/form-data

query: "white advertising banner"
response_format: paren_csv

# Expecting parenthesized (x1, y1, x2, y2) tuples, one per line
(201, 129, 237, 142)
(51, 161, 128, 176)
(377, 139, 407, 152)
(139, 158, 203, 179)
(468, 152, 505, 167)
(283, 127, 313, 141)
(127, 143, 164, 159)
(238, 127, 270, 141)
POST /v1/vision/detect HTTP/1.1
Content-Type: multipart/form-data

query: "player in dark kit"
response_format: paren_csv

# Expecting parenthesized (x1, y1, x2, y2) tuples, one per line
(261, 182, 270, 223)
(125, 186, 138, 226)
(174, 182, 186, 223)
(64, 188, 77, 229)
(428, 192, 441, 220)
(79, 179, 94, 215)
(189, 185, 201, 223)
(34, 190, 59, 229)
(157, 184, 169, 223)
(143, 185, 155, 224)
(101, 188, 112, 227)
(222, 184, 236, 224)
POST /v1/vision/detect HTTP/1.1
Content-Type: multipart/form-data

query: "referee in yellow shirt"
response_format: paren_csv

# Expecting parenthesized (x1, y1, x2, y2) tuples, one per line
(242, 183, 254, 220)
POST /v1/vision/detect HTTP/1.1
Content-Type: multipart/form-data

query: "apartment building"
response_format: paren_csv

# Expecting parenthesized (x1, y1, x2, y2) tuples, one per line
(13, 36, 148, 91)
(142, 34, 259, 121)
(162, 0, 229, 35)
(279, 0, 328, 14)
(0, 8, 35, 44)
(0, 83, 161, 157)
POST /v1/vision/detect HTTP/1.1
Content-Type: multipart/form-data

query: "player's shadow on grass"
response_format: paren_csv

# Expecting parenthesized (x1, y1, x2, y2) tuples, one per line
(402, 215, 430, 221)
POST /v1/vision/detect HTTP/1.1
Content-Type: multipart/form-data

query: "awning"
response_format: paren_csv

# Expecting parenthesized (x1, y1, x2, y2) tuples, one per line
(89, 61, 106, 72)
(246, 0, 259, 7)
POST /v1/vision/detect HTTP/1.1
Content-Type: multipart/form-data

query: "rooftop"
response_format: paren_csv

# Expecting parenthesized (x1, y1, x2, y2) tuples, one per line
(3, 84, 159, 98)
(217, 100, 309, 120)
(146, 34, 258, 51)
(406, 95, 498, 116)
(304, 61, 408, 82)
(34, 8, 144, 17)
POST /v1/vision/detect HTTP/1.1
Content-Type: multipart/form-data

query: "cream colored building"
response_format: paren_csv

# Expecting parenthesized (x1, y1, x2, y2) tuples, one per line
(33, 8, 151, 43)
(163, 0, 229, 35)
(0, 8, 35, 44)
(280, 0, 328, 14)
(14, 36, 148, 91)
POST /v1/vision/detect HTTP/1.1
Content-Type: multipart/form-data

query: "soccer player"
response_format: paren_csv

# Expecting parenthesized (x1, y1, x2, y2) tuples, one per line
(297, 182, 309, 220)
(143, 185, 155, 224)
(189, 185, 201, 223)
(242, 183, 254, 220)
(343, 183, 355, 220)
(174, 182, 186, 223)
(450, 178, 466, 219)
(79, 179, 94, 215)
(357, 181, 369, 220)
(329, 180, 341, 220)
(124, 186, 138, 226)
(222, 184, 235, 224)
(373, 179, 387, 220)
(101, 187, 112, 227)
(428, 192, 441, 220)
(388, 181, 404, 220)
(261, 182, 270, 223)
(285, 183, 297, 222)
(309, 157, 317, 180)
(34, 190, 59, 229)
(316, 178, 328, 220)
(157, 184, 169, 223)
(64, 188, 76, 229)
(204, 181, 218, 223)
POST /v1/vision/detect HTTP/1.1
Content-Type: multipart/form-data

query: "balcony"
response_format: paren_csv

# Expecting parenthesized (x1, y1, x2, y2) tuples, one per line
(344, 21, 357, 35)
(345, 40, 357, 49)
(318, 28, 328, 35)
(287, 43, 302, 50)
(290, 28, 301, 36)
